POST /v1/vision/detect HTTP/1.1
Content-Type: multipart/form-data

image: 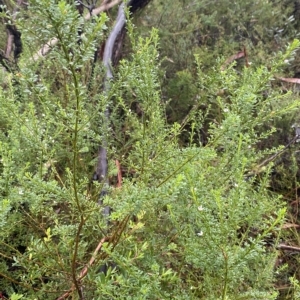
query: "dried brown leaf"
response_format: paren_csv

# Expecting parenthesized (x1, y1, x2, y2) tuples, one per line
(221, 51, 245, 70)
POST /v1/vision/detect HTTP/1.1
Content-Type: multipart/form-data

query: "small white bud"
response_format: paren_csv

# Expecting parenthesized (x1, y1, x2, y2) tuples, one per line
(197, 206, 204, 211)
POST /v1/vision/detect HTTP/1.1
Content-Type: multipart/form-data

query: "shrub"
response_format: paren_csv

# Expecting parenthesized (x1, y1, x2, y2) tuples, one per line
(0, 1, 300, 299)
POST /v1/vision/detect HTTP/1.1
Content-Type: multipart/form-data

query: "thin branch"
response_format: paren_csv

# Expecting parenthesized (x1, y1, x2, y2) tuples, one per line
(247, 134, 299, 176)
(57, 214, 130, 300)
(115, 159, 122, 187)
(91, 0, 122, 17)
(56, 236, 108, 300)
(32, 0, 122, 61)
(0, 271, 40, 291)
(277, 243, 300, 252)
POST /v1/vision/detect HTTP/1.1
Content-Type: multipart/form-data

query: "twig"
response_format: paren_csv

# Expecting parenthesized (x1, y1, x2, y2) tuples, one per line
(56, 237, 108, 300)
(246, 134, 299, 177)
(79, 237, 108, 279)
(277, 243, 300, 252)
(115, 160, 122, 187)
(102, 0, 111, 5)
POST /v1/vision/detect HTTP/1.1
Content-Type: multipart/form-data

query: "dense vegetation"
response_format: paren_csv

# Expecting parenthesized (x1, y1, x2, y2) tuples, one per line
(1, 0, 300, 299)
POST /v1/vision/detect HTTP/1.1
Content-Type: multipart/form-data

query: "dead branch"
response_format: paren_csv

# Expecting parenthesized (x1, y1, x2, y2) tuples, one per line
(57, 215, 130, 299)
(56, 236, 108, 300)
(115, 160, 122, 187)
(277, 243, 300, 252)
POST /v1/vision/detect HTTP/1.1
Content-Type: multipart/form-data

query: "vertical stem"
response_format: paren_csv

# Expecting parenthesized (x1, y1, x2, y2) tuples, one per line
(52, 21, 84, 299)
(141, 112, 146, 175)
(70, 62, 85, 300)
(221, 248, 228, 300)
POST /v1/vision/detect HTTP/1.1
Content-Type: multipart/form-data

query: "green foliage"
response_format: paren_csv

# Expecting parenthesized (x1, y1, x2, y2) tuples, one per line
(0, 0, 300, 299)
(289, 277, 300, 299)
(139, 0, 298, 126)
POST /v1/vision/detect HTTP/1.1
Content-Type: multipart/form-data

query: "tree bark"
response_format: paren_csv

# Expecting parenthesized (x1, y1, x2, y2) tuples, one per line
(95, 0, 152, 214)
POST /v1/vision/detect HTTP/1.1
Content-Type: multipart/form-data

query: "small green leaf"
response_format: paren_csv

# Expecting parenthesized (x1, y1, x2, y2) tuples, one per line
(10, 293, 23, 300)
